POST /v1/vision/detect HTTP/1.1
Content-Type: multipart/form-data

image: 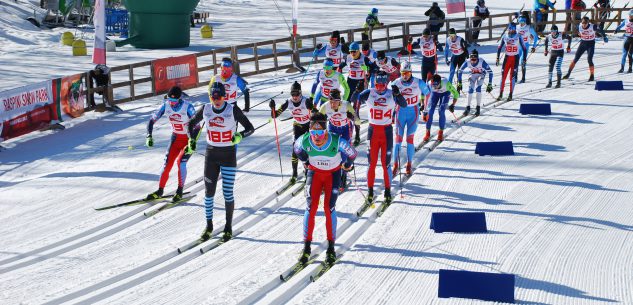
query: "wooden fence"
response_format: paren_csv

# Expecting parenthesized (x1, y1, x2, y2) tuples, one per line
(80, 7, 628, 108)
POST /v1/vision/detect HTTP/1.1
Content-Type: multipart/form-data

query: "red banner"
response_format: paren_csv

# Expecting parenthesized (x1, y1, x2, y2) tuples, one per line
(152, 54, 199, 94)
(60, 73, 87, 119)
(0, 80, 58, 142)
(446, 0, 466, 14)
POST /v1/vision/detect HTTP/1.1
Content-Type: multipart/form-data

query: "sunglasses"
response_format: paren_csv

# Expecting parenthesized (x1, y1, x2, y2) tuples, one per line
(291, 91, 301, 97)
(211, 94, 223, 101)
(324, 66, 334, 71)
(167, 97, 179, 102)
(350, 50, 359, 53)
(309, 129, 326, 137)
(401, 71, 412, 76)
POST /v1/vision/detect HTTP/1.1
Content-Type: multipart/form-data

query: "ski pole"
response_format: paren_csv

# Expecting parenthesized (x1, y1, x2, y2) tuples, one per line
(301, 56, 316, 84)
(271, 105, 285, 181)
(254, 119, 272, 131)
(351, 166, 368, 202)
(397, 143, 403, 199)
(250, 91, 284, 109)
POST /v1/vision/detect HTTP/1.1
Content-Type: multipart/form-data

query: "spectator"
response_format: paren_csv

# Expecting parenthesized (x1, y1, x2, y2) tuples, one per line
(362, 8, 384, 41)
(89, 64, 119, 112)
(534, 0, 557, 33)
(565, 0, 573, 32)
(472, 0, 490, 45)
(593, 0, 611, 35)
(425, 2, 446, 52)
(571, 0, 587, 35)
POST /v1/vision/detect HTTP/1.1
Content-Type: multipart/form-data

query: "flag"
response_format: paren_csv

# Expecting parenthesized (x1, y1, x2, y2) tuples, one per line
(291, 0, 298, 37)
(92, 0, 106, 65)
(446, 0, 466, 14)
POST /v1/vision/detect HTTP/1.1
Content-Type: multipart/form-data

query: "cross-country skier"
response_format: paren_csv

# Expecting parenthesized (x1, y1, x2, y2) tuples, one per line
(614, 10, 633, 73)
(390, 62, 430, 176)
(319, 89, 360, 191)
(373, 50, 401, 84)
(422, 74, 460, 142)
(208, 58, 251, 112)
(313, 30, 349, 70)
(188, 82, 255, 242)
(311, 58, 350, 107)
(294, 112, 357, 265)
(352, 71, 408, 202)
(269, 81, 315, 183)
(563, 16, 608, 82)
(342, 41, 378, 146)
(516, 16, 539, 83)
(445, 28, 469, 83)
(496, 22, 527, 101)
(457, 49, 493, 116)
(411, 28, 439, 82)
(362, 43, 378, 63)
(145, 86, 200, 202)
(544, 25, 572, 88)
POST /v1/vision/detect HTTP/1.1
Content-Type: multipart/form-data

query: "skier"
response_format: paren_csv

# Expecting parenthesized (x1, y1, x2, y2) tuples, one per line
(614, 10, 633, 73)
(342, 41, 378, 146)
(496, 22, 527, 101)
(352, 71, 408, 204)
(145, 86, 200, 202)
(422, 74, 459, 142)
(188, 82, 255, 242)
(311, 58, 350, 107)
(516, 16, 539, 83)
(313, 30, 348, 70)
(411, 28, 439, 82)
(294, 112, 357, 265)
(319, 89, 359, 191)
(444, 28, 469, 83)
(373, 50, 401, 83)
(362, 43, 378, 63)
(543, 25, 572, 88)
(269, 81, 315, 183)
(208, 58, 251, 112)
(390, 62, 430, 176)
(563, 16, 608, 82)
(457, 49, 493, 116)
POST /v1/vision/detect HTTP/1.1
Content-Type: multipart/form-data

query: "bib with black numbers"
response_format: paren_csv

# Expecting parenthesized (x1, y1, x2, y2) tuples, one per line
(391, 78, 421, 107)
(300, 133, 342, 171)
(164, 100, 191, 135)
(366, 89, 395, 125)
(203, 103, 236, 147)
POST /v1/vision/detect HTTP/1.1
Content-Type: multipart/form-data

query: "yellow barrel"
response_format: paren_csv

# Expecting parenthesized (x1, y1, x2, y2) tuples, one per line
(61, 32, 74, 46)
(72, 39, 87, 56)
(289, 35, 302, 49)
(200, 24, 213, 39)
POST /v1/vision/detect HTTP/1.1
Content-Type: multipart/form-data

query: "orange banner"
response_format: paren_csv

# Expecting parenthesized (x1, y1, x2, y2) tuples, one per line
(152, 54, 199, 94)
(60, 73, 86, 119)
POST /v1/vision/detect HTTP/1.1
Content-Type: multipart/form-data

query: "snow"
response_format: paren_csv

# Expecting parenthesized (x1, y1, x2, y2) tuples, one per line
(1, 0, 633, 304)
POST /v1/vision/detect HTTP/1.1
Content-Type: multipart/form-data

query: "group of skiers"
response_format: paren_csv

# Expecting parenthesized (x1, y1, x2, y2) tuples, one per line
(140, 6, 633, 266)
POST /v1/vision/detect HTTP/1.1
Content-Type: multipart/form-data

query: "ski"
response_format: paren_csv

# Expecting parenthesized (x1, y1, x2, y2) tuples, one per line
(144, 194, 196, 217)
(415, 138, 431, 152)
(94, 192, 190, 211)
(355, 197, 376, 217)
(377, 199, 393, 217)
(279, 254, 319, 282)
(200, 230, 243, 253)
(310, 254, 343, 282)
(177, 236, 207, 254)
(427, 139, 443, 152)
(276, 179, 297, 195)
(291, 182, 306, 196)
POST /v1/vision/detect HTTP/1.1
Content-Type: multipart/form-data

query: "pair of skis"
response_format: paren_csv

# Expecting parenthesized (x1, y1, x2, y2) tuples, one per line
(177, 230, 244, 254)
(94, 191, 192, 211)
(280, 253, 344, 282)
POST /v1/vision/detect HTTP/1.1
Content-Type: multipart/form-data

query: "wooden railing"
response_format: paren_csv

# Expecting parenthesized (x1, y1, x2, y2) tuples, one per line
(79, 7, 628, 106)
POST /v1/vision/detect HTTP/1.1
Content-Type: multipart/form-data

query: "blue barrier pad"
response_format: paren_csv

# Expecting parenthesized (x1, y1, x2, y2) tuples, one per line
(430, 212, 487, 233)
(475, 141, 514, 156)
(519, 103, 551, 115)
(439, 269, 515, 303)
(595, 81, 623, 91)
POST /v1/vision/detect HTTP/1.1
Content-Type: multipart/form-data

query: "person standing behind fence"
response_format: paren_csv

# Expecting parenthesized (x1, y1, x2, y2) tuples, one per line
(472, 0, 490, 46)
(89, 64, 119, 112)
(209, 58, 251, 112)
(362, 8, 384, 42)
(425, 2, 446, 52)
(571, 0, 587, 36)
(593, 0, 611, 35)
(533, 0, 557, 34)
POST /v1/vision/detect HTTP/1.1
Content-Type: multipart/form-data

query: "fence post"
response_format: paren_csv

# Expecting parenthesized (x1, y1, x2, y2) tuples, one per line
(253, 42, 259, 73)
(347, 29, 353, 42)
(231, 46, 240, 75)
(272, 40, 279, 69)
(386, 25, 391, 51)
(402, 22, 408, 47)
(128, 65, 135, 101)
(488, 16, 493, 40)
(212, 50, 218, 75)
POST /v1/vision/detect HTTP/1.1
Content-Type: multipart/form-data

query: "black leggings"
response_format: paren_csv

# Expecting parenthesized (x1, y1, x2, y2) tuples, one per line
(573, 40, 596, 67)
(291, 123, 309, 175)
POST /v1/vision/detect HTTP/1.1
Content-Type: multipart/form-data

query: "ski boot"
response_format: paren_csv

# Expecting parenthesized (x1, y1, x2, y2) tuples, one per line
(146, 188, 164, 201)
(172, 187, 184, 202)
(562, 72, 570, 80)
(506, 93, 513, 102)
(392, 161, 399, 176)
(298, 241, 311, 265)
(619, 65, 624, 73)
(423, 129, 431, 142)
(474, 106, 481, 116)
(290, 174, 298, 185)
(437, 129, 444, 142)
(519, 77, 526, 84)
(353, 135, 361, 146)
(326, 240, 337, 265)
(462, 105, 471, 116)
(555, 79, 561, 88)
(222, 226, 233, 242)
(367, 188, 374, 203)
(628, 66, 632, 73)
(405, 162, 412, 176)
(496, 92, 504, 101)
(200, 220, 213, 241)
(588, 74, 594, 82)
(546, 81, 552, 88)
(384, 188, 392, 205)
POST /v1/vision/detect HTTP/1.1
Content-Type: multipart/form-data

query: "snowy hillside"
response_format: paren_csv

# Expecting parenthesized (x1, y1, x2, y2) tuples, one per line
(1, 0, 633, 304)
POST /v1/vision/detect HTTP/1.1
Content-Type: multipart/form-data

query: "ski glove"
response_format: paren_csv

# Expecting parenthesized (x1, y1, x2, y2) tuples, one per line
(391, 84, 400, 95)
(448, 104, 455, 113)
(456, 82, 462, 92)
(486, 83, 493, 93)
(187, 138, 197, 153)
(566, 47, 571, 53)
(530, 47, 536, 53)
(604, 36, 608, 43)
(232, 132, 243, 145)
(495, 57, 500, 66)
(145, 135, 153, 147)
(422, 112, 429, 122)
(269, 99, 275, 109)
(544, 49, 549, 56)
(306, 97, 314, 110)
(342, 163, 354, 172)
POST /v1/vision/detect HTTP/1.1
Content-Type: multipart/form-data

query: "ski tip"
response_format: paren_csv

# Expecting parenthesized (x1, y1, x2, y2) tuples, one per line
(279, 274, 287, 282)
(310, 275, 316, 282)
(199, 248, 205, 254)
(177, 248, 184, 254)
